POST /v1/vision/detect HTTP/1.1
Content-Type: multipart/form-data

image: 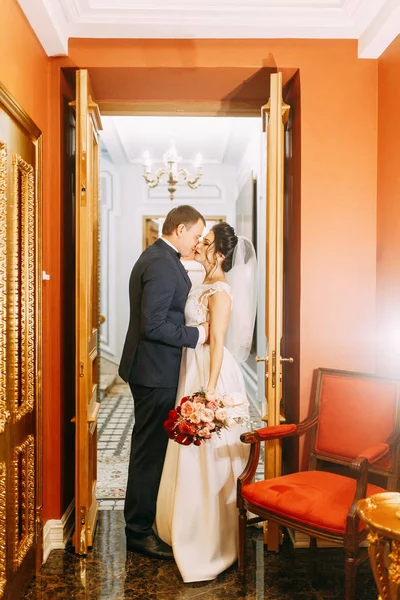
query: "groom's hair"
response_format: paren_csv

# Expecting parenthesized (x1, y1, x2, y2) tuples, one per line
(162, 205, 206, 235)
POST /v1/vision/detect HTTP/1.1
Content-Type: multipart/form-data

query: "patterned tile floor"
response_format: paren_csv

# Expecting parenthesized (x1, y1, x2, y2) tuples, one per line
(97, 383, 133, 508)
(96, 381, 264, 509)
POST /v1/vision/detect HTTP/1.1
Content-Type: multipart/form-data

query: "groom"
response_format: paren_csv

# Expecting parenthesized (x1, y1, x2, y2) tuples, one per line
(119, 205, 207, 559)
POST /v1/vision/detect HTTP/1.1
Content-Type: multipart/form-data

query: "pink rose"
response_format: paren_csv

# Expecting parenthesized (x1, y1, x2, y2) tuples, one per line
(206, 401, 218, 411)
(198, 427, 212, 439)
(200, 408, 215, 423)
(192, 394, 203, 403)
(215, 408, 227, 421)
(189, 413, 201, 424)
(181, 401, 195, 417)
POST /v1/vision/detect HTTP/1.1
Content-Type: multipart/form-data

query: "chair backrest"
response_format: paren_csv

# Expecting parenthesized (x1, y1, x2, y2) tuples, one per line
(310, 369, 400, 481)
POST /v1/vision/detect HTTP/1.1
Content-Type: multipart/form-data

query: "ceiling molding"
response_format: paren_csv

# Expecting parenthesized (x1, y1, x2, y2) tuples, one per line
(17, 0, 400, 59)
(17, 0, 68, 56)
(357, 1, 400, 58)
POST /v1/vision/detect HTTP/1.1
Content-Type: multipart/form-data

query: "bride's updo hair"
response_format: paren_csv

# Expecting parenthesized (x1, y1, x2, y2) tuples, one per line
(211, 222, 238, 272)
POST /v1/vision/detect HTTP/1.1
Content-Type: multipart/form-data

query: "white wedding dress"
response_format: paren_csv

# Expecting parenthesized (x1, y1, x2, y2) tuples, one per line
(156, 281, 250, 583)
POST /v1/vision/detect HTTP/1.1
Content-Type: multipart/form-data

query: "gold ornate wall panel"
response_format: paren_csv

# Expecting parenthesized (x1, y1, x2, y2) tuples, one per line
(11, 154, 35, 423)
(0, 143, 7, 436)
(0, 463, 6, 597)
(12, 435, 35, 571)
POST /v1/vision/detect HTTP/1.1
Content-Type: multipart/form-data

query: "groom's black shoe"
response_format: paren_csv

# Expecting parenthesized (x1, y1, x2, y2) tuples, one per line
(126, 533, 173, 559)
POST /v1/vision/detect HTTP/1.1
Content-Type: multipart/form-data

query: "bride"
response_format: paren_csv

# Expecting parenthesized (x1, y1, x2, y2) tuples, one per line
(156, 221, 257, 583)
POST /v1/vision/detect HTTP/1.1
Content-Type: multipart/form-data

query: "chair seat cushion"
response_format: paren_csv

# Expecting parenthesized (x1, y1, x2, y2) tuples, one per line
(242, 471, 385, 535)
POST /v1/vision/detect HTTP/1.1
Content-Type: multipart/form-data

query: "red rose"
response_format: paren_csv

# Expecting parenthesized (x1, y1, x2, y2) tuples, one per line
(175, 434, 192, 446)
(168, 409, 179, 421)
(178, 421, 196, 436)
(180, 396, 191, 406)
(163, 419, 176, 438)
(193, 439, 201, 446)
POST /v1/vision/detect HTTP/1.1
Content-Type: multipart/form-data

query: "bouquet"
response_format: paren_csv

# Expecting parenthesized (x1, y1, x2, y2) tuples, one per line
(164, 389, 246, 446)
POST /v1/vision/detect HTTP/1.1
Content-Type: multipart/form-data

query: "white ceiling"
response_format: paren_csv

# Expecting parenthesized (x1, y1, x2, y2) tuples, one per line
(100, 116, 260, 168)
(17, 0, 400, 59)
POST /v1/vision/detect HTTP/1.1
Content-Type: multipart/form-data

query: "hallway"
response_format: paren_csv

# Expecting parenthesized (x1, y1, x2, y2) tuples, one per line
(24, 510, 377, 599)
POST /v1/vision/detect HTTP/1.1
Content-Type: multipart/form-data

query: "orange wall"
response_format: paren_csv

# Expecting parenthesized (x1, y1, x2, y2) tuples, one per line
(377, 35, 400, 378)
(68, 39, 378, 420)
(0, 19, 381, 524)
(0, 0, 63, 521)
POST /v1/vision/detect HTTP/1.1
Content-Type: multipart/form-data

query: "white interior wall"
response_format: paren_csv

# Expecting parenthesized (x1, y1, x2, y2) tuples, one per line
(100, 156, 238, 365)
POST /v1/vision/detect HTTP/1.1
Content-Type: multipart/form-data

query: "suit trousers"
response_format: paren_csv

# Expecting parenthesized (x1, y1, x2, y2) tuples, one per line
(124, 383, 177, 539)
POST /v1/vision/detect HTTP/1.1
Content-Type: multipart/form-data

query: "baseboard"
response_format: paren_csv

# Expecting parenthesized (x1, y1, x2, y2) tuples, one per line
(43, 499, 75, 563)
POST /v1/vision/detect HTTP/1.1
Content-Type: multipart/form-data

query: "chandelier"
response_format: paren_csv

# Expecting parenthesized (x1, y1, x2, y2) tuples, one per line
(142, 142, 202, 201)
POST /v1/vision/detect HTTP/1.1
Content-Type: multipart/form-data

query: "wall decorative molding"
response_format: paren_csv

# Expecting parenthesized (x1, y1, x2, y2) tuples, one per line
(99, 169, 118, 360)
(146, 183, 223, 202)
(17, 0, 400, 59)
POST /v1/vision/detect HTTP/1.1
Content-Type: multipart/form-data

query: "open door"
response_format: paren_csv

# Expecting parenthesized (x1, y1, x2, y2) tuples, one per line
(72, 70, 102, 553)
(256, 72, 291, 548)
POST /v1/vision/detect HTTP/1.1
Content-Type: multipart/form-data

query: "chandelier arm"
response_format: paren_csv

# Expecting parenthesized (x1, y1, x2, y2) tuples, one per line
(143, 167, 167, 188)
(178, 168, 202, 189)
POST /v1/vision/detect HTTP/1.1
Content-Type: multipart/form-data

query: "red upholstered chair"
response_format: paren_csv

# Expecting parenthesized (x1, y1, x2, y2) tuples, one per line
(237, 368, 400, 600)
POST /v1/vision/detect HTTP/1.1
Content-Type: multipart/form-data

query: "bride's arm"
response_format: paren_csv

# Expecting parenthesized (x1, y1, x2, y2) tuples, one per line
(206, 291, 232, 392)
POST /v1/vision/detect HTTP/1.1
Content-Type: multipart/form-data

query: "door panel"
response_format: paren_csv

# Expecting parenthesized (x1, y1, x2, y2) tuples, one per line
(73, 70, 102, 553)
(0, 84, 42, 599)
(281, 72, 301, 476)
(258, 71, 291, 553)
(260, 72, 290, 481)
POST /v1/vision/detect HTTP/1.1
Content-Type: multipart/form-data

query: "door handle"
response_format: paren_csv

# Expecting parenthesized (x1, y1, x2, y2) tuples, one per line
(255, 355, 270, 382)
(280, 357, 294, 363)
(255, 355, 268, 364)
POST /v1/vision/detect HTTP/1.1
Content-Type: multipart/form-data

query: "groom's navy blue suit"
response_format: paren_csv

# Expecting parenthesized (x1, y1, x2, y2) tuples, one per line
(119, 238, 199, 540)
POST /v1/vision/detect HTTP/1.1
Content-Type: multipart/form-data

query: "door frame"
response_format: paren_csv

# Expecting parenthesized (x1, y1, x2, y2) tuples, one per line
(93, 73, 301, 450)
(61, 65, 301, 531)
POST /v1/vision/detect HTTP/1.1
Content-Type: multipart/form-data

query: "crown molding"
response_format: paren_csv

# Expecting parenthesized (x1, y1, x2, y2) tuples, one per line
(17, 0, 68, 56)
(16, 0, 400, 59)
(357, 1, 400, 58)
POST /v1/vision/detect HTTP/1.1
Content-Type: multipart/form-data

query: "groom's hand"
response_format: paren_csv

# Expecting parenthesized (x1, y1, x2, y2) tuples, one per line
(201, 321, 210, 344)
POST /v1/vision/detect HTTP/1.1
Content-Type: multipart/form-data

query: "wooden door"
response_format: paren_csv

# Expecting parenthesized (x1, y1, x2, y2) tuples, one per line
(257, 73, 291, 547)
(0, 84, 42, 598)
(73, 70, 102, 553)
(261, 72, 290, 477)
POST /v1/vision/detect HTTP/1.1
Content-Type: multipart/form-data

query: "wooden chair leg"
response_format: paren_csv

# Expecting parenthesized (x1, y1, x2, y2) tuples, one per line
(345, 554, 357, 600)
(238, 508, 247, 580)
(309, 536, 318, 578)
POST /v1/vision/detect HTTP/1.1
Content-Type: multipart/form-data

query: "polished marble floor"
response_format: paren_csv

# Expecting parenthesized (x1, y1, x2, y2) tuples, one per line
(25, 511, 377, 600)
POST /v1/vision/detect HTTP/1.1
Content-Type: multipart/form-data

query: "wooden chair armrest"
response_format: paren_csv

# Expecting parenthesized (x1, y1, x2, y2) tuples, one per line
(240, 412, 318, 444)
(240, 424, 297, 444)
(358, 442, 390, 464)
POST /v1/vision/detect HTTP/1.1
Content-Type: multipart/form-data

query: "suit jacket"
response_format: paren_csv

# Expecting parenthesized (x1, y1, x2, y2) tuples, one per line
(119, 238, 199, 388)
